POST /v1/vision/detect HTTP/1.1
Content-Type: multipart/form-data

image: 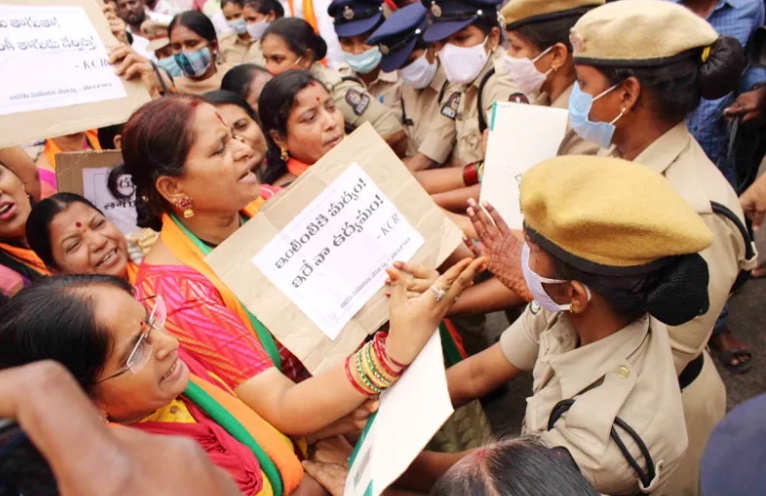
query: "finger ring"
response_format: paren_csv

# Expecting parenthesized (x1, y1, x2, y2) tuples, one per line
(429, 286, 448, 302)
(454, 295, 460, 303)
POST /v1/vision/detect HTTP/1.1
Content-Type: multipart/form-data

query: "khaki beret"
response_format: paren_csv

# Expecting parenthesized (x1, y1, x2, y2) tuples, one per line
(520, 155, 713, 273)
(501, 0, 603, 31)
(570, 0, 718, 66)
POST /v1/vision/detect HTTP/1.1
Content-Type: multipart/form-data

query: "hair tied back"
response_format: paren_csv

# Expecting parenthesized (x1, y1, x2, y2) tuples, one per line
(645, 253, 710, 326)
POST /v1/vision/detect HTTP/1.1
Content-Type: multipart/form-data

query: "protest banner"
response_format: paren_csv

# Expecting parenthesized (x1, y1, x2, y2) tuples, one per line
(206, 123, 464, 374)
(0, 0, 151, 148)
(480, 102, 569, 230)
(345, 332, 453, 496)
(56, 150, 139, 235)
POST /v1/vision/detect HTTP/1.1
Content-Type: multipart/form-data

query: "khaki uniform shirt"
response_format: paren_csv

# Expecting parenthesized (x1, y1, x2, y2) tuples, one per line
(452, 52, 525, 167)
(536, 84, 602, 156)
(401, 65, 459, 164)
(311, 63, 403, 137)
(218, 33, 265, 66)
(500, 307, 687, 495)
(604, 123, 757, 373)
(174, 63, 234, 96)
(338, 66, 404, 123)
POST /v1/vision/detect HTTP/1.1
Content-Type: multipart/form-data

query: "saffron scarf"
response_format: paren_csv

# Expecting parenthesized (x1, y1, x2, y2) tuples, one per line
(158, 199, 283, 370)
(133, 354, 303, 496)
(0, 242, 50, 280)
(286, 158, 311, 178)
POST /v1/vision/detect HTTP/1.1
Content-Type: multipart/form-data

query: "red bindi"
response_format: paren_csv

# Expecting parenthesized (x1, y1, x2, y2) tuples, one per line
(75, 222, 82, 228)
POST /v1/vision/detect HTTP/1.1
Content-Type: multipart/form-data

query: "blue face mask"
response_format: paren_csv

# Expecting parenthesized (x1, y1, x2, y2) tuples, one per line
(228, 18, 248, 35)
(174, 47, 213, 79)
(344, 46, 382, 75)
(157, 56, 183, 78)
(568, 82, 624, 149)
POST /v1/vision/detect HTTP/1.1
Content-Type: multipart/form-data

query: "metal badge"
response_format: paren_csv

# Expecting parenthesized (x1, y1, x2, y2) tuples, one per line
(343, 5, 355, 20)
(569, 28, 585, 52)
(430, 1, 442, 18)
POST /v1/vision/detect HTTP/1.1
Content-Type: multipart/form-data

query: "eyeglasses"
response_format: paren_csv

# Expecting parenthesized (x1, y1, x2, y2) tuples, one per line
(100, 295, 167, 382)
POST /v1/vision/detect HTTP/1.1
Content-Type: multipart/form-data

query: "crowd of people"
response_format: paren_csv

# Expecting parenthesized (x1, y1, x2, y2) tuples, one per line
(1, 0, 766, 494)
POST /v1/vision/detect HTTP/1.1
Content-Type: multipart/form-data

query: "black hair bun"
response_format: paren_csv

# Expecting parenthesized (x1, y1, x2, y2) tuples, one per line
(646, 253, 710, 326)
(699, 36, 746, 100)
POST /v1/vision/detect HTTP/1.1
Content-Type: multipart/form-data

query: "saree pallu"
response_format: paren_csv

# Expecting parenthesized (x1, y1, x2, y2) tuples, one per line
(134, 352, 304, 496)
(0, 243, 50, 295)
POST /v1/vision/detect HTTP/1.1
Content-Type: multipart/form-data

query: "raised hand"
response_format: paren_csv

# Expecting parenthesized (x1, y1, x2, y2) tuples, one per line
(386, 257, 485, 366)
(464, 199, 532, 302)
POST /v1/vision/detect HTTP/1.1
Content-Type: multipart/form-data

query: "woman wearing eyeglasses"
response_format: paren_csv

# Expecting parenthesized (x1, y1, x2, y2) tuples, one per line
(0, 275, 316, 495)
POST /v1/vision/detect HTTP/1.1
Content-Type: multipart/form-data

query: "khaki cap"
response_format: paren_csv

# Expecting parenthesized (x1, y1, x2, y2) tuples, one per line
(520, 155, 713, 273)
(501, 0, 603, 31)
(570, 0, 718, 66)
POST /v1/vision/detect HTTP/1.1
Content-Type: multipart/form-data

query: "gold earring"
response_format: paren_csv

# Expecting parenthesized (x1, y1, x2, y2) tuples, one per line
(176, 196, 194, 219)
(280, 147, 289, 162)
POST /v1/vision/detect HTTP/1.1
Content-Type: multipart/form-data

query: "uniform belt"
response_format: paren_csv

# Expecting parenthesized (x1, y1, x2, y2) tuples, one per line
(679, 353, 704, 390)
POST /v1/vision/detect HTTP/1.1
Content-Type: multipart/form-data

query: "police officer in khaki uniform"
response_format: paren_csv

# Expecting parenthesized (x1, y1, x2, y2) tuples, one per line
(422, 0, 525, 168)
(445, 155, 714, 495)
(329, 0, 405, 122)
(367, 2, 461, 170)
(498, 0, 602, 157)
(261, 17, 407, 154)
(219, 0, 266, 65)
(568, 2, 758, 493)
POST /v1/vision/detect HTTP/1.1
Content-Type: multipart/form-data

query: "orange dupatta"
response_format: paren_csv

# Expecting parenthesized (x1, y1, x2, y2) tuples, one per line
(157, 199, 283, 367)
(189, 373, 304, 494)
(125, 261, 140, 285)
(0, 242, 50, 277)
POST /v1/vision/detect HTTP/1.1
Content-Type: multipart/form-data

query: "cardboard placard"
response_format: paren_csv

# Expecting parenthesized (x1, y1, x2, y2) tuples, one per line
(56, 150, 139, 234)
(480, 102, 569, 230)
(206, 123, 463, 374)
(0, 0, 151, 148)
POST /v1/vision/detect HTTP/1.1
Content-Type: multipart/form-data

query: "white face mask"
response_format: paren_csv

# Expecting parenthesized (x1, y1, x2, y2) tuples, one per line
(438, 36, 489, 84)
(399, 52, 438, 89)
(246, 19, 270, 40)
(521, 243, 591, 313)
(497, 46, 553, 95)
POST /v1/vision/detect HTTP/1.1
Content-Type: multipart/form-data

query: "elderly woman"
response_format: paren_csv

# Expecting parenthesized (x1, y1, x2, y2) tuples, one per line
(0, 275, 308, 495)
(119, 94, 483, 443)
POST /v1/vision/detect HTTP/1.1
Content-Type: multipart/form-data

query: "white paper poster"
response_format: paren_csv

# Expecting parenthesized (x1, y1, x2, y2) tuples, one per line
(480, 102, 569, 230)
(0, 4, 127, 116)
(81, 167, 139, 235)
(253, 163, 424, 340)
(345, 332, 453, 496)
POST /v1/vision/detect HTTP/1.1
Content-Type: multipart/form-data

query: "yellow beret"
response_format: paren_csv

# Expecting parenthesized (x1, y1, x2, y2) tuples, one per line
(570, 0, 719, 66)
(501, 0, 604, 31)
(520, 156, 713, 273)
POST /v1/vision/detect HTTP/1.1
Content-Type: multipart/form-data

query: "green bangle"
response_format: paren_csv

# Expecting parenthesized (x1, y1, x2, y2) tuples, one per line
(365, 342, 393, 387)
(356, 351, 383, 394)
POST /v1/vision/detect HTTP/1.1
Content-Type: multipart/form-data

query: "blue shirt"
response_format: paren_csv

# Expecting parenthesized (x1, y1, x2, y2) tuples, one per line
(670, 0, 766, 179)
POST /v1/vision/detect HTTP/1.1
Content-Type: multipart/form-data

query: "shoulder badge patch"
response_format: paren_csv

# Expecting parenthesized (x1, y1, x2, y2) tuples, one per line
(509, 92, 530, 104)
(529, 301, 541, 315)
(345, 89, 371, 115)
(441, 91, 460, 120)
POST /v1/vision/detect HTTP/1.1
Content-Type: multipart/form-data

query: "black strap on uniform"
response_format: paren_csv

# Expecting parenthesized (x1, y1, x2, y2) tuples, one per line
(710, 201, 755, 293)
(438, 80, 447, 104)
(340, 75, 365, 86)
(477, 67, 496, 134)
(400, 98, 413, 126)
(548, 399, 656, 495)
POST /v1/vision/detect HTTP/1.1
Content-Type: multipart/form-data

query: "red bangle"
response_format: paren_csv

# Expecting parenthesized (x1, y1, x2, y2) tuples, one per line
(375, 332, 408, 370)
(463, 162, 479, 186)
(345, 355, 373, 397)
(373, 333, 401, 378)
